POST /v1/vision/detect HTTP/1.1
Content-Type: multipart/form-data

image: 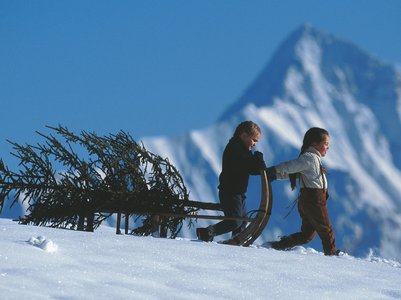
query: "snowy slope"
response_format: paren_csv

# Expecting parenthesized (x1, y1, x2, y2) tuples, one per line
(142, 25, 401, 260)
(1, 218, 400, 299)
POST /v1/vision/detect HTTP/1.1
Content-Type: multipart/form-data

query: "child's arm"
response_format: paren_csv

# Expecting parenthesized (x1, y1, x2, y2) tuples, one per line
(226, 146, 264, 176)
(249, 151, 266, 175)
(274, 155, 310, 180)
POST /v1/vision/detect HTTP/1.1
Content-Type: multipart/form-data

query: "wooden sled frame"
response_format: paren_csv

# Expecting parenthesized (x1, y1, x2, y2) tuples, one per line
(114, 170, 272, 246)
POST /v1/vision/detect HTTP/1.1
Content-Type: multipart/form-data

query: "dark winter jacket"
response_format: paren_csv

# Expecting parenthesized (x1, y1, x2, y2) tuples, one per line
(218, 136, 261, 194)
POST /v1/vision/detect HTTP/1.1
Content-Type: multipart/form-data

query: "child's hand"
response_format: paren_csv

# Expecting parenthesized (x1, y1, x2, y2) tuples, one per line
(254, 151, 263, 159)
(265, 166, 277, 181)
(254, 151, 267, 170)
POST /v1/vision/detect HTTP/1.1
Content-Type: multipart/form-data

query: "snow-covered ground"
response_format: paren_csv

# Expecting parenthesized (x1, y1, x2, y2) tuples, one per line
(1, 219, 400, 299)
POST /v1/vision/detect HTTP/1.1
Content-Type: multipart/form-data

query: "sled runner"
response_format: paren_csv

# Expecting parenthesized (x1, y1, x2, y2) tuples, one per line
(222, 169, 272, 246)
(114, 170, 272, 246)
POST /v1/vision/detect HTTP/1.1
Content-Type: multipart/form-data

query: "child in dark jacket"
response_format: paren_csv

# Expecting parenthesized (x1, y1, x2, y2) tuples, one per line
(196, 121, 266, 242)
(266, 127, 338, 255)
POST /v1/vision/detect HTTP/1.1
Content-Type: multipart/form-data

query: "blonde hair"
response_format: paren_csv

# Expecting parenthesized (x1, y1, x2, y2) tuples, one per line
(233, 121, 261, 138)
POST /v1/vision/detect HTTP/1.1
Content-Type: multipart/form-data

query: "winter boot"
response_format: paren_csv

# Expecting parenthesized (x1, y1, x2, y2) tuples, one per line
(331, 249, 346, 256)
(271, 236, 294, 250)
(196, 226, 214, 242)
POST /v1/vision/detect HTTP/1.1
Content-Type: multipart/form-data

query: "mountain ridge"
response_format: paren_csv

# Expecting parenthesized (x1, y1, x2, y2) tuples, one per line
(220, 24, 401, 131)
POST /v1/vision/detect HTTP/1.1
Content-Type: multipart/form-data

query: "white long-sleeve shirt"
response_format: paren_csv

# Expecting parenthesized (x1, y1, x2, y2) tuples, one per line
(274, 147, 327, 189)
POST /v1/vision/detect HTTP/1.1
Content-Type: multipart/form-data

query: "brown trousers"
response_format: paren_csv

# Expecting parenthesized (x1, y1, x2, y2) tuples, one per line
(285, 188, 337, 255)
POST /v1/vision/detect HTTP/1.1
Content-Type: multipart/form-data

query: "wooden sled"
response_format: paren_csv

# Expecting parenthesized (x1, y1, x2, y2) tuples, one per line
(114, 170, 273, 246)
(221, 170, 272, 246)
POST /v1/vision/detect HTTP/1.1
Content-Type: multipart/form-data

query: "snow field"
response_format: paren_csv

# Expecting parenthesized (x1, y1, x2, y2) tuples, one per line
(1, 219, 400, 299)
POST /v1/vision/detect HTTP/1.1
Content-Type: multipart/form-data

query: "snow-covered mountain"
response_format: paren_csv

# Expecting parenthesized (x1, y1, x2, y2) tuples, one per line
(142, 24, 401, 260)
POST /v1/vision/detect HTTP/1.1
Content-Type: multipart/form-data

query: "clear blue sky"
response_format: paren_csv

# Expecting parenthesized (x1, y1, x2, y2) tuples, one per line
(1, 1, 401, 155)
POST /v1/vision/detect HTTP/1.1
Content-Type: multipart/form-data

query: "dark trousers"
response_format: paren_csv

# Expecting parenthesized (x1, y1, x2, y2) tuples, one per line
(212, 191, 246, 237)
(282, 188, 337, 255)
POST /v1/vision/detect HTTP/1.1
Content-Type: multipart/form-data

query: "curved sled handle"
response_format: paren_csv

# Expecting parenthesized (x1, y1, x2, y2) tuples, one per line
(222, 169, 273, 246)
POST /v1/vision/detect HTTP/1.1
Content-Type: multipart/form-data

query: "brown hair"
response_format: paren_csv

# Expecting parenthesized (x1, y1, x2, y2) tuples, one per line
(289, 127, 329, 190)
(233, 121, 261, 138)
